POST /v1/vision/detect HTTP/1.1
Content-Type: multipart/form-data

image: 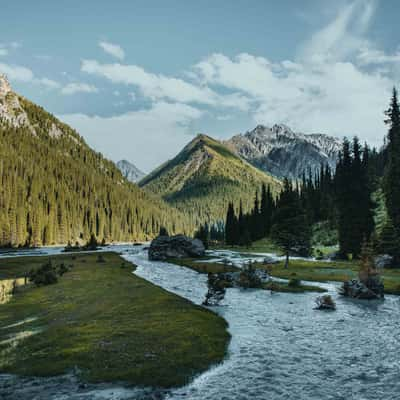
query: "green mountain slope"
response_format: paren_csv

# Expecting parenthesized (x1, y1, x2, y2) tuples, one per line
(140, 134, 282, 225)
(0, 76, 191, 247)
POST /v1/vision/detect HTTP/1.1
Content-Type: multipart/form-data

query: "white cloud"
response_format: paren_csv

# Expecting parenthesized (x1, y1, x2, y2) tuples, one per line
(98, 41, 125, 60)
(0, 62, 63, 91)
(36, 77, 61, 89)
(81, 59, 250, 111)
(59, 102, 203, 171)
(189, 1, 397, 148)
(0, 62, 34, 82)
(298, 0, 376, 63)
(357, 46, 400, 65)
(61, 82, 98, 95)
(0, 48, 8, 57)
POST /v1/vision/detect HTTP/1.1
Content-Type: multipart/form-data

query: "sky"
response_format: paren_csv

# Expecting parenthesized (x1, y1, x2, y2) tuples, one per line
(1, 0, 399, 172)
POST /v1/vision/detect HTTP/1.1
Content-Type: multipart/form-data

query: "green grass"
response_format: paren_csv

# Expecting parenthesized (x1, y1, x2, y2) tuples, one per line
(167, 257, 239, 274)
(263, 281, 326, 293)
(0, 252, 230, 388)
(262, 258, 400, 295)
(211, 237, 281, 254)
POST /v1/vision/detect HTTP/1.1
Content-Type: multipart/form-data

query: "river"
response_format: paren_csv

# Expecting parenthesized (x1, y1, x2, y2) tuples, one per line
(1, 245, 400, 399)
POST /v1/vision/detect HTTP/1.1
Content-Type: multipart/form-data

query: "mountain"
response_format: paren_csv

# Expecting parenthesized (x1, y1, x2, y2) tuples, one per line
(116, 159, 145, 183)
(140, 134, 282, 225)
(225, 124, 341, 179)
(0, 74, 191, 247)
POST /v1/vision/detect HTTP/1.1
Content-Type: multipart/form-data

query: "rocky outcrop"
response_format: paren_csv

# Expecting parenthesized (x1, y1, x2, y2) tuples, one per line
(0, 74, 35, 134)
(148, 234, 205, 261)
(340, 278, 384, 300)
(225, 124, 341, 179)
(315, 295, 336, 310)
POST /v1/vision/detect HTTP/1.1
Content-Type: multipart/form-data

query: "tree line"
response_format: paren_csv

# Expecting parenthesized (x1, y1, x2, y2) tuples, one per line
(219, 88, 400, 264)
(0, 96, 192, 247)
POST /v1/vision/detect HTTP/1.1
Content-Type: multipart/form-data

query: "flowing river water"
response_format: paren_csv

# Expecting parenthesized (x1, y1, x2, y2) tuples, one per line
(1, 245, 400, 399)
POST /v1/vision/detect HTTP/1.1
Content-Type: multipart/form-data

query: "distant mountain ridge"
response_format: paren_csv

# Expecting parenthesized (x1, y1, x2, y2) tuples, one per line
(225, 124, 341, 179)
(116, 160, 145, 183)
(140, 134, 282, 225)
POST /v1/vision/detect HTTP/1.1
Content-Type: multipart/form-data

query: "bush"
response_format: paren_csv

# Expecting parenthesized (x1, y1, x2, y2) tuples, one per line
(239, 263, 262, 289)
(29, 260, 58, 286)
(58, 262, 69, 276)
(288, 278, 301, 288)
(203, 273, 226, 306)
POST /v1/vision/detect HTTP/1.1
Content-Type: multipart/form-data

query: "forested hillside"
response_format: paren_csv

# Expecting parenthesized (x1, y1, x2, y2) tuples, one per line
(140, 134, 282, 226)
(0, 83, 191, 247)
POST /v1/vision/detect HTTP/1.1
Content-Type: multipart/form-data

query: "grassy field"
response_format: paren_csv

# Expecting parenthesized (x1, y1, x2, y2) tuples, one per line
(261, 259, 400, 295)
(0, 252, 230, 387)
(168, 257, 239, 274)
(210, 238, 281, 254)
(263, 281, 326, 293)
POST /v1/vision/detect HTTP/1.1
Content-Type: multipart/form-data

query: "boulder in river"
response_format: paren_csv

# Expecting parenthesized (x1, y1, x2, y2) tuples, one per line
(148, 234, 205, 261)
(315, 295, 336, 310)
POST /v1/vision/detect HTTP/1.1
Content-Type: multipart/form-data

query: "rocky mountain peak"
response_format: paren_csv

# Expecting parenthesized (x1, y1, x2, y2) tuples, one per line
(226, 124, 341, 179)
(0, 74, 12, 97)
(116, 160, 145, 183)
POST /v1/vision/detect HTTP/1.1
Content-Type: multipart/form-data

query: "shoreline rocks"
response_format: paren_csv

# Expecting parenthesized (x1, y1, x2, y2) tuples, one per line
(148, 235, 205, 261)
(340, 278, 384, 300)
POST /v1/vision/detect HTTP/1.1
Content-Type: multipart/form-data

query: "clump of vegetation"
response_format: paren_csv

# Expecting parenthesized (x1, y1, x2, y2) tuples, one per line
(315, 294, 336, 310)
(203, 273, 226, 306)
(239, 263, 262, 288)
(28, 260, 58, 286)
(83, 233, 100, 251)
(159, 226, 169, 236)
(288, 278, 301, 288)
(28, 259, 74, 286)
(194, 223, 209, 249)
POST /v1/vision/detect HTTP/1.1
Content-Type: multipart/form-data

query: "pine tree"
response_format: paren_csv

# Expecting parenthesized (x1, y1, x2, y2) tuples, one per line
(378, 219, 400, 262)
(384, 88, 400, 235)
(225, 202, 236, 245)
(271, 179, 311, 268)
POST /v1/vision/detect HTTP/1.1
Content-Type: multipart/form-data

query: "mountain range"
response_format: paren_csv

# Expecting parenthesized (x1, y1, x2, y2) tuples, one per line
(116, 160, 145, 183)
(225, 124, 341, 179)
(0, 72, 343, 244)
(140, 134, 282, 225)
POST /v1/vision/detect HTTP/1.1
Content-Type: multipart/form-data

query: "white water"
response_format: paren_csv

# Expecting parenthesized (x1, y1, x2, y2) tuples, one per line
(1, 245, 400, 399)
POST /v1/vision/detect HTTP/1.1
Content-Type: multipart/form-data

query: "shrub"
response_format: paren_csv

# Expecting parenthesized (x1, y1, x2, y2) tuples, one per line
(239, 263, 262, 289)
(29, 260, 58, 286)
(288, 278, 301, 288)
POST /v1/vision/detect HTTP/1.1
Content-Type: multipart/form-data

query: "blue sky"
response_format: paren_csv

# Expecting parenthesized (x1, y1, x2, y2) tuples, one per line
(1, 0, 399, 171)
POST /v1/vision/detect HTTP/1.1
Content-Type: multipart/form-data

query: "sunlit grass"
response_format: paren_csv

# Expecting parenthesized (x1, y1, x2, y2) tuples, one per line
(0, 252, 230, 387)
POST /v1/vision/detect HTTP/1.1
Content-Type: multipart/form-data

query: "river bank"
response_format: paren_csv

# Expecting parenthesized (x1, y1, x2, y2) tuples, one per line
(0, 251, 229, 389)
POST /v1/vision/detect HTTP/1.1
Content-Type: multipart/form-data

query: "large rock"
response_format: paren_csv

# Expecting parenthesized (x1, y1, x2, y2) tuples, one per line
(374, 254, 394, 269)
(148, 234, 205, 261)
